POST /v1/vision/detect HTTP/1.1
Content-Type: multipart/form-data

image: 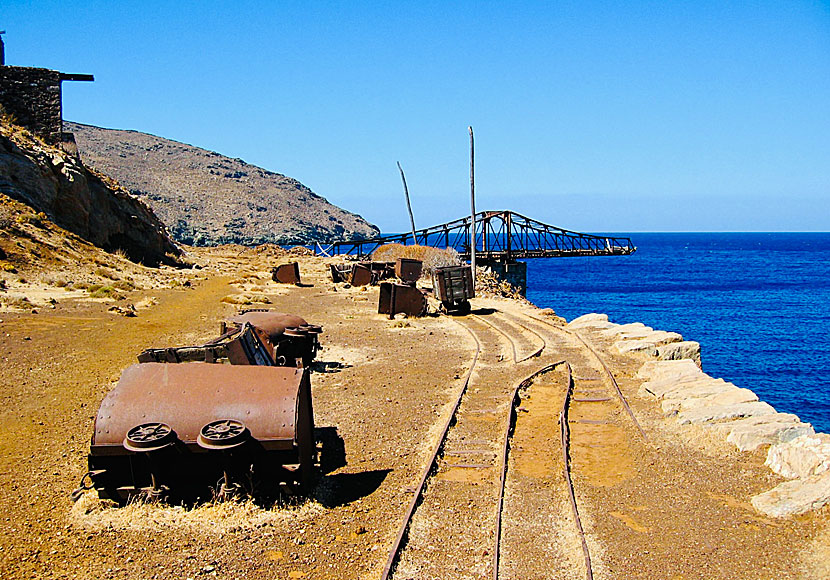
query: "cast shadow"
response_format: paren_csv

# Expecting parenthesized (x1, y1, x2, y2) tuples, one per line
(312, 361, 353, 374)
(317, 469, 391, 508)
(314, 426, 390, 507)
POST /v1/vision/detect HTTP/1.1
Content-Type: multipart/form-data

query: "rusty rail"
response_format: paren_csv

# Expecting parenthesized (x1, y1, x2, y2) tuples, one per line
(379, 320, 482, 580)
(471, 313, 545, 363)
(492, 361, 565, 580)
(521, 313, 648, 441)
(559, 362, 594, 580)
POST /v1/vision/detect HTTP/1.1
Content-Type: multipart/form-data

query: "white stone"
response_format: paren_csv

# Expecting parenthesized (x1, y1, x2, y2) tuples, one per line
(641, 375, 716, 399)
(615, 340, 659, 355)
(656, 341, 701, 366)
(568, 313, 616, 330)
(661, 386, 758, 415)
(676, 401, 776, 425)
(765, 433, 830, 479)
(751, 470, 830, 517)
(601, 322, 651, 338)
(615, 331, 683, 356)
(636, 359, 700, 381)
(724, 418, 814, 452)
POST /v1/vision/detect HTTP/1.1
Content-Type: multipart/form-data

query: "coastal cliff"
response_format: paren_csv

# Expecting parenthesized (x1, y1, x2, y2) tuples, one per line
(0, 118, 179, 265)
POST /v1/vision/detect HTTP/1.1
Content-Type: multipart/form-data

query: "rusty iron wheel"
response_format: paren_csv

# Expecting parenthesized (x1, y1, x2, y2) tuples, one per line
(123, 422, 176, 452)
(197, 419, 250, 450)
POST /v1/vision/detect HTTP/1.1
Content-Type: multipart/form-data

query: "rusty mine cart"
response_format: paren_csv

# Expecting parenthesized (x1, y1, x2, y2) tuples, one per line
(432, 265, 474, 314)
(83, 310, 322, 505)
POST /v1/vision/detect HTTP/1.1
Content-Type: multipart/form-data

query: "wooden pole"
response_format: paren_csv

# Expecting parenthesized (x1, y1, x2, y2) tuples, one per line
(469, 126, 476, 286)
(397, 161, 417, 245)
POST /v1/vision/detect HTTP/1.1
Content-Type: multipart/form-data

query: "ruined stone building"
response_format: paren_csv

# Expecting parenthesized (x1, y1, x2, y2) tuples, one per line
(0, 33, 93, 146)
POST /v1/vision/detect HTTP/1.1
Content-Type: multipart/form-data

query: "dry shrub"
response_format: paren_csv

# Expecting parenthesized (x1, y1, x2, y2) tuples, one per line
(89, 285, 125, 300)
(221, 293, 272, 305)
(70, 492, 323, 534)
(475, 267, 529, 303)
(16, 212, 48, 228)
(94, 267, 119, 280)
(287, 246, 315, 257)
(371, 244, 460, 276)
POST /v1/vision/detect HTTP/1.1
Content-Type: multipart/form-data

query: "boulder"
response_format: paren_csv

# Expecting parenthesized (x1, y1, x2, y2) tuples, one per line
(615, 331, 683, 355)
(751, 470, 830, 517)
(675, 401, 776, 425)
(637, 359, 701, 381)
(601, 322, 652, 339)
(661, 385, 758, 416)
(765, 433, 830, 479)
(656, 341, 701, 366)
(714, 415, 815, 452)
(568, 313, 615, 330)
(615, 339, 659, 355)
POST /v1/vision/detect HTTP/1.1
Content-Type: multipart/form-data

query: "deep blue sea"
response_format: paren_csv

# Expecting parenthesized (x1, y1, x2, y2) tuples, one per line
(525, 233, 830, 434)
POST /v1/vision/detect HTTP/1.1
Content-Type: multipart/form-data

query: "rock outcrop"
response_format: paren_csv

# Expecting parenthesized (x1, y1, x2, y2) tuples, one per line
(0, 122, 178, 265)
(66, 122, 380, 247)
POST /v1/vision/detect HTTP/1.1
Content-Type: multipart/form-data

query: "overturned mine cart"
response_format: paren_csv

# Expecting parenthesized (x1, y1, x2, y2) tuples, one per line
(137, 310, 322, 368)
(87, 364, 315, 504)
(83, 310, 323, 504)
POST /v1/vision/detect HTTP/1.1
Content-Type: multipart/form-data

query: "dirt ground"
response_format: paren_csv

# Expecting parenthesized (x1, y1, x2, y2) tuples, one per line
(1, 249, 829, 580)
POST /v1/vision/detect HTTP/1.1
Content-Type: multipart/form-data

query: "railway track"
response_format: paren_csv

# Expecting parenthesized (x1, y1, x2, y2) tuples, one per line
(470, 313, 546, 363)
(381, 308, 648, 580)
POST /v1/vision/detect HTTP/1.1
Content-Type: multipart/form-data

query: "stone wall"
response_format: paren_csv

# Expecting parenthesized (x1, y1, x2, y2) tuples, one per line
(0, 66, 63, 144)
(486, 260, 527, 295)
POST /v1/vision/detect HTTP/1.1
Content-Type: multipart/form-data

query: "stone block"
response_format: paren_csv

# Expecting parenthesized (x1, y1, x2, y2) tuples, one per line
(751, 470, 830, 517)
(765, 433, 830, 479)
(676, 401, 776, 425)
(656, 341, 701, 366)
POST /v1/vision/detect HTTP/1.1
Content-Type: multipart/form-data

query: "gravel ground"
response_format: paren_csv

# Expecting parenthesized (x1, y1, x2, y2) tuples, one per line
(0, 254, 828, 579)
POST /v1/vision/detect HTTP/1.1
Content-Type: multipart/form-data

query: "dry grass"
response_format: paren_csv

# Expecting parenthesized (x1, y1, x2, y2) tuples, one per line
(370, 244, 460, 276)
(69, 492, 324, 535)
(220, 293, 272, 305)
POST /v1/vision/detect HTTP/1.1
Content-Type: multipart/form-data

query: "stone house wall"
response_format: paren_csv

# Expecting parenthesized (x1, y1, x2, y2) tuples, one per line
(0, 66, 63, 144)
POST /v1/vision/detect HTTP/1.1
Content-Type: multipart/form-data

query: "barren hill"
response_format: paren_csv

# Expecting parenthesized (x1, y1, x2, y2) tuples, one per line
(66, 122, 379, 247)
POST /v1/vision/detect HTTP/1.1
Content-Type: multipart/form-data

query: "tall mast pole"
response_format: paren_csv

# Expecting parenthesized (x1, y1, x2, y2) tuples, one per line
(469, 126, 476, 286)
(397, 161, 417, 244)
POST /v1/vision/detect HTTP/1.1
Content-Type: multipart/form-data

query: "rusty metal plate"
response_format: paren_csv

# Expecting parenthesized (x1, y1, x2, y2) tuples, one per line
(395, 258, 423, 284)
(350, 263, 374, 286)
(378, 282, 427, 317)
(330, 263, 353, 283)
(92, 363, 308, 452)
(272, 262, 301, 284)
(226, 311, 308, 343)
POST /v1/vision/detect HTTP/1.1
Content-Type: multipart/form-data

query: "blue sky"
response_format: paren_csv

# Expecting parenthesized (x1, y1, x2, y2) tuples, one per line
(3, 1, 829, 232)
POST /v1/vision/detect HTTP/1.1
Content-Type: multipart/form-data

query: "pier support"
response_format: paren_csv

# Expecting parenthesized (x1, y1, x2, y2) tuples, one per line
(485, 261, 527, 296)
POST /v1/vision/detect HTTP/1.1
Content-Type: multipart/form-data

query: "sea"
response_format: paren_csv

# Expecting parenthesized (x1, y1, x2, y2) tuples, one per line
(525, 232, 830, 434)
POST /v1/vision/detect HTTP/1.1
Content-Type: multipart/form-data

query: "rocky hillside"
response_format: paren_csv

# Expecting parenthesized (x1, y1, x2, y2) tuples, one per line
(66, 122, 380, 247)
(0, 119, 179, 266)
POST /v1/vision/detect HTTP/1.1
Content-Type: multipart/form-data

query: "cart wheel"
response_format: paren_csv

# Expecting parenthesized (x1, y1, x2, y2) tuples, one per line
(197, 419, 250, 450)
(455, 300, 471, 315)
(123, 422, 176, 452)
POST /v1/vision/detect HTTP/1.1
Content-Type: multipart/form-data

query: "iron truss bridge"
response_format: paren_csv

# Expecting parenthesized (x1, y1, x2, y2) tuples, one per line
(321, 210, 635, 262)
